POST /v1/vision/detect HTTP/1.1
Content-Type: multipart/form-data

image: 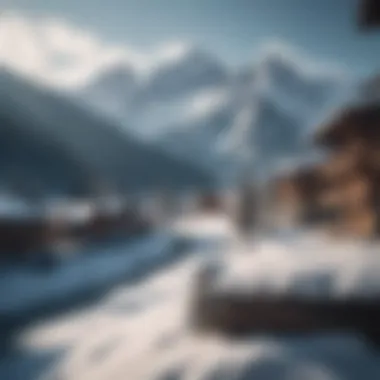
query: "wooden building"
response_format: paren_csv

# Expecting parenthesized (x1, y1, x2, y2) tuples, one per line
(273, 103, 380, 239)
(271, 0, 380, 236)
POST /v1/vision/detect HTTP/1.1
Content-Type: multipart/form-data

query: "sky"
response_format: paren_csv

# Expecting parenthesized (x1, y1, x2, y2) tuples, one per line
(1, 0, 380, 79)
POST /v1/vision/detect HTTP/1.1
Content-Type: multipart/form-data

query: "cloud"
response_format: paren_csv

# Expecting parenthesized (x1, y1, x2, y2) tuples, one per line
(0, 11, 147, 88)
(0, 12, 348, 90)
(0, 12, 48, 76)
(0, 12, 201, 89)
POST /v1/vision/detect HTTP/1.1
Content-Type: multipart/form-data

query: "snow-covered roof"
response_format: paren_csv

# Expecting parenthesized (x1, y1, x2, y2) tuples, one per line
(0, 195, 39, 220)
(268, 152, 326, 182)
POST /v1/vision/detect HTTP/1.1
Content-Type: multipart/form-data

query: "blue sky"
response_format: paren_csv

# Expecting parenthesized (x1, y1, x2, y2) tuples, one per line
(3, 0, 380, 77)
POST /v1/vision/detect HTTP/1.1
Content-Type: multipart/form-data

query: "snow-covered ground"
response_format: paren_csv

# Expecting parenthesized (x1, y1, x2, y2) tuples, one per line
(1, 214, 380, 380)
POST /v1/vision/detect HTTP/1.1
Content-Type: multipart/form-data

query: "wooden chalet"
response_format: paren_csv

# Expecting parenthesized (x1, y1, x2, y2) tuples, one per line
(273, 103, 380, 238)
(271, 0, 380, 238)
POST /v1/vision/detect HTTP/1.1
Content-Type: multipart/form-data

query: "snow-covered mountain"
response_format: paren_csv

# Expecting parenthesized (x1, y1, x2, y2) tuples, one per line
(0, 12, 351, 183)
(81, 45, 230, 130)
(255, 51, 341, 109)
(77, 45, 349, 182)
(137, 46, 229, 103)
(80, 44, 347, 123)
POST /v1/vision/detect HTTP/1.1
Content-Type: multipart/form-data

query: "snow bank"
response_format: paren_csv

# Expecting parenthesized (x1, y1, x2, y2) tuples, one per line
(2, 215, 380, 380)
(216, 230, 380, 299)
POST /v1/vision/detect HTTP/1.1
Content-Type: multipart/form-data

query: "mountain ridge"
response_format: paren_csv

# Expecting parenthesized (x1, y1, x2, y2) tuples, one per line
(0, 69, 214, 196)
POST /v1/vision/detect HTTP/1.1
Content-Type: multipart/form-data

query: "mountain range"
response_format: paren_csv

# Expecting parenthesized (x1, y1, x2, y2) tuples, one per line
(78, 46, 351, 182)
(0, 13, 354, 191)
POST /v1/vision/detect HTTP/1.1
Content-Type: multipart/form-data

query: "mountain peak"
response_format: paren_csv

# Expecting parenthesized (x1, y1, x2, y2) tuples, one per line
(138, 44, 227, 102)
(146, 43, 226, 81)
(85, 62, 136, 92)
(154, 42, 197, 65)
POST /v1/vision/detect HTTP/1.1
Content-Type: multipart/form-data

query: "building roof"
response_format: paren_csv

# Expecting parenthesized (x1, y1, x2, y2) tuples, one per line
(314, 103, 380, 147)
(359, 0, 380, 28)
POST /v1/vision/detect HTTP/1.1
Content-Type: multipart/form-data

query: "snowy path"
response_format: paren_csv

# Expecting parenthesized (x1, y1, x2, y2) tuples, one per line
(1, 214, 380, 380)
